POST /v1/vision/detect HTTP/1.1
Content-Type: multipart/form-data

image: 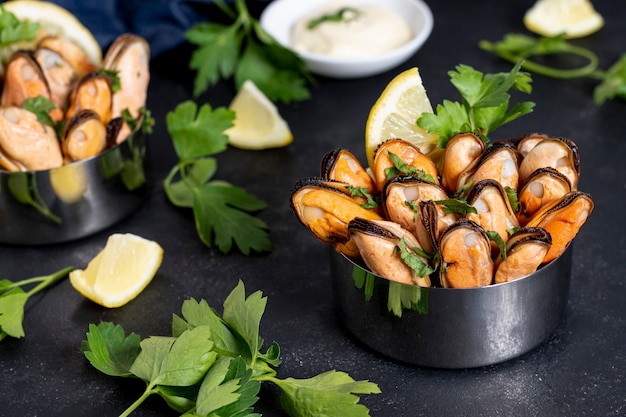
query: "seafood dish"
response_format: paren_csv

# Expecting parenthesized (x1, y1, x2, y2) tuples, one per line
(291, 133, 593, 288)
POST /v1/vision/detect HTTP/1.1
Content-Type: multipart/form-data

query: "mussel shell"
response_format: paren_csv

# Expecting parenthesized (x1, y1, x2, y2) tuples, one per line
(62, 109, 107, 162)
(37, 35, 99, 77)
(494, 227, 552, 284)
(1, 51, 51, 108)
(348, 217, 431, 287)
(290, 177, 382, 258)
(33, 47, 75, 115)
(519, 136, 580, 190)
(526, 191, 593, 263)
(438, 220, 494, 288)
(465, 178, 519, 254)
(441, 132, 485, 193)
(517, 167, 572, 225)
(320, 148, 376, 193)
(457, 141, 522, 191)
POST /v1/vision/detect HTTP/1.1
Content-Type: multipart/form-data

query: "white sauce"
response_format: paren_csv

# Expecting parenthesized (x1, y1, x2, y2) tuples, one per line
(291, 1, 413, 58)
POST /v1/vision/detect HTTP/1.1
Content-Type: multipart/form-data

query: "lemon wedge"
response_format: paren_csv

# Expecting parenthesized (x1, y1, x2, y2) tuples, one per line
(69, 233, 163, 308)
(3, 0, 102, 66)
(49, 163, 88, 204)
(225, 80, 293, 150)
(365, 67, 438, 170)
(524, 0, 604, 39)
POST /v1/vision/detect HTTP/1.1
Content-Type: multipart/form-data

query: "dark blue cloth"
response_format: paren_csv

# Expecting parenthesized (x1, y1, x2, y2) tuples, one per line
(45, 0, 267, 58)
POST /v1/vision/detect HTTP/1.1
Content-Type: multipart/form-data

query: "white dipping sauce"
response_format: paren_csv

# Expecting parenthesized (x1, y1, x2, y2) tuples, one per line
(291, 1, 413, 58)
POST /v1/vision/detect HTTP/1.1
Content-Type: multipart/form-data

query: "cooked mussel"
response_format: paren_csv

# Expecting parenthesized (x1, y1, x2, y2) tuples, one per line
(290, 177, 383, 258)
(519, 137, 580, 190)
(515, 132, 549, 157)
(494, 227, 552, 284)
(349, 217, 432, 287)
(438, 220, 494, 288)
(62, 109, 107, 162)
(440, 132, 485, 193)
(457, 141, 522, 192)
(33, 47, 75, 117)
(526, 191, 593, 263)
(372, 138, 440, 190)
(517, 167, 572, 225)
(465, 179, 519, 255)
(37, 35, 99, 77)
(65, 72, 113, 123)
(320, 148, 377, 193)
(0, 106, 63, 171)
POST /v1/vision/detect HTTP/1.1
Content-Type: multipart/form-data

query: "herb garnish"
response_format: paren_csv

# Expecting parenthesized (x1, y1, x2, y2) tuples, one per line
(307, 7, 361, 30)
(82, 281, 381, 417)
(435, 198, 477, 216)
(163, 100, 271, 255)
(385, 151, 437, 183)
(417, 62, 535, 148)
(479, 33, 626, 105)
(0, 266, 74, 341)
(346, 185, 378, 209)
(395, 237, 435, 277)
(486, 230, 507, 260)
(0, 6, 39, 62)
(186, 0, 314, 102)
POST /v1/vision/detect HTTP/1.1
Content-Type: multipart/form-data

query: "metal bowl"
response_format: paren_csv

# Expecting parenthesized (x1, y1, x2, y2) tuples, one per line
(330, 246, 572, 368)
(0, 131, 149, 245)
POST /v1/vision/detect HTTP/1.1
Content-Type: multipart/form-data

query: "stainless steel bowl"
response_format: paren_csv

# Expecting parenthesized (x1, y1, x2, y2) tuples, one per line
(330, 246, 572, 368)
(0, 132, 149, 245)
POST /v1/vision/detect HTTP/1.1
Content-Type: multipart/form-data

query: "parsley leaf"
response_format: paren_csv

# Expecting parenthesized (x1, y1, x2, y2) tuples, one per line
(417, 63, 535, 147)
(0, 267, 73, 341)
(0, 6, 39, 60)
(82, 280, 380, 416)
(345, 185, 378, 209)
(435, 198, 478, 216)
(186, 0, 313, 103)
(163, 100, 271, 255)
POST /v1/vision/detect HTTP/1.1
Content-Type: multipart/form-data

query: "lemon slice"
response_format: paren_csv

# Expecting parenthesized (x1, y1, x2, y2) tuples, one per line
(225, 80, 293, 150)
(524, 0, 604, 39)
(365, 67, 438, 170)
(3, 0, 102, 66)
(69, 233, 164, 308)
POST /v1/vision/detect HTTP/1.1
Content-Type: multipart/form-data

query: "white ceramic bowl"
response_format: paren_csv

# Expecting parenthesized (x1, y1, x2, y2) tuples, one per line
(260, 0, 434, 79)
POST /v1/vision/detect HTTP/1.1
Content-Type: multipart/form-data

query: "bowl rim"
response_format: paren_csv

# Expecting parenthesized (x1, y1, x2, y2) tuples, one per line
(260, 0, 434, 68)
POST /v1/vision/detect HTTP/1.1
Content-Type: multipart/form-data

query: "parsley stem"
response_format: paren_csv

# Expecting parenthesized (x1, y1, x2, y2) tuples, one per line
(6, 266, 74, 296)
(119, 386, 155, 417)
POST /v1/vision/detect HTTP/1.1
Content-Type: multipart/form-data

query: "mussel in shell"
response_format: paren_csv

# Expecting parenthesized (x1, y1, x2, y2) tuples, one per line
(320, 148, 377, 193)
(62, 109, 108, 162)
(438, 220, 494, 288)
(348, 217, 432, 287)
(440, 132, 485, 193)
(372, 138, 440, 190)
(519, 136, 580, 190)
(457, 141, 522, 192)
(526, 191, 593, 263)
(517, 167, 572, 225)
(494, 227, 552, 284)
(65, 72, 113, 123)
(290, 177, 383, 258)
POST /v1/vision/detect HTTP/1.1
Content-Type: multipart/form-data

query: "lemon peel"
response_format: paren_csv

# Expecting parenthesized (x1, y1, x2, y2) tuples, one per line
(225, 80, 293, 150)
(69, 233, 163, 308)
(3, 0, 102, 65)
(365, 67, 438, 170)
(524, 0, 604, 39)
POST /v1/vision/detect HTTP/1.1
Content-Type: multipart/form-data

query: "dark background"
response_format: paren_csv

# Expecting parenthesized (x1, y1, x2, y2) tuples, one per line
(1, 1, 625, 416)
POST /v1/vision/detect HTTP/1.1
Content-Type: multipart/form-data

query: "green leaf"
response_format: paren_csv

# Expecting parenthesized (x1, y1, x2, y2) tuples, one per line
(166, 101, 234, 160)
(222, 281, 266, 361)
(156, 326, 216, 386)
(22, 96, 56, 128)
(81, 322, 141, 377)
(195, 356, 242, 415)
(594, 54, 626, 104)
(0, 7, 39, 47)
(192, 183, 271, 255)
(0, 289, 27, 338)
(129, 336, 176, 383)
(435, 198, 477, 215)
(395, 237, 434, 278)
(275, 371, 381, 417)
(487, 230, 507, 260)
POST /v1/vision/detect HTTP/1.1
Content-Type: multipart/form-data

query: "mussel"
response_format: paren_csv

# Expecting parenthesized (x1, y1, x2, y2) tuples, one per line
(290, 177, 383, 259)
(0, 106, 63, 171)
(372, 138, 440, 190)
(349, 217, 432, 287)
(457, 141, 522, 192)
(37, 35, 99, 77)
(65, 72, 113, 123)
(517, 167, 572, 225)
(438, 220, 494, 288)
(494, 227, 552, 283)
(61, 109, 108, 162)
(440, 132, 485, 193)
(320, 148, 377, 193)
(519, 136, 580, 190)
(526, 191, 593, 263)
(33, 47, 75, 118)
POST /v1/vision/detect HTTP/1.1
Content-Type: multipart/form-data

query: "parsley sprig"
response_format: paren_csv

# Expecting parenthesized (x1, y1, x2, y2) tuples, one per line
(417, 62, 535, 148)
(0, 6, 39, 63)
(163, 101, 271, 255)
(0, 266, 74, 341)
(82, 281, 380, 417)
(479, 33, 626, 105)
(186, 0, 314, 102)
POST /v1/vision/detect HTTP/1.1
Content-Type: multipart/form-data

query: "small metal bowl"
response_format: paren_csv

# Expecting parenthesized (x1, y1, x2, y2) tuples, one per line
(0, 131, 149, 245)
(330, 246, 572, 368)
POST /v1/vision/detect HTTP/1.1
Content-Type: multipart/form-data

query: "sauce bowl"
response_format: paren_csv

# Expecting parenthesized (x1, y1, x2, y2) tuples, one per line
(260, 0, 434, 78)
(330, 245, 572, 368)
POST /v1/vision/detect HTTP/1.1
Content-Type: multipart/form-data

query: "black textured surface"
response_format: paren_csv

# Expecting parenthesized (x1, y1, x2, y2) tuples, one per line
(1, 1, 625, 416)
